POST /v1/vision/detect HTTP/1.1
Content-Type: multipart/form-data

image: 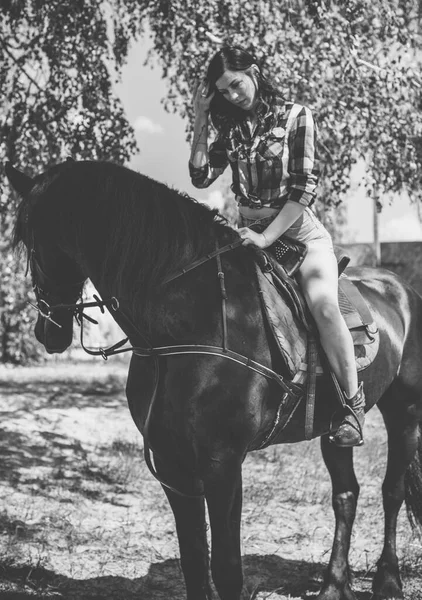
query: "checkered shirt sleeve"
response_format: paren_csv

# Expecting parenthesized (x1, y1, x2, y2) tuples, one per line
(288, 106, 320, 207)
(189, 136, 229, 188)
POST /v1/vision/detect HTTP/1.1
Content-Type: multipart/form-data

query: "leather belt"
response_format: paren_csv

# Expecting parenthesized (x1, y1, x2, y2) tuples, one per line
(239, 206, 280, 219)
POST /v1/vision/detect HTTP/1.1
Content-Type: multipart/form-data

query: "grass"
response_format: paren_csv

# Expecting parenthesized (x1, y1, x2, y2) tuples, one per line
(0, 359, 421, 599)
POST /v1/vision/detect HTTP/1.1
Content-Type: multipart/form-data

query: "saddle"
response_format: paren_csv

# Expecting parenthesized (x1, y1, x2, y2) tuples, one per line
(251, 240, 380, 442)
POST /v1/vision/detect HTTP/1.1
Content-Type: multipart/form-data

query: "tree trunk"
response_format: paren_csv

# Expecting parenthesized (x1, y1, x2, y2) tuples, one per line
(373, 196, 381, 267)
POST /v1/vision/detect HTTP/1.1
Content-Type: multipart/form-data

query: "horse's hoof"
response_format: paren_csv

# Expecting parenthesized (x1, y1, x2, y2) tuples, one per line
(371, 587, 404, 600)
(372, 563, 404, 600)
(371, 595, 404, 600)
(316, 583, 357, 600)
(371, 591, 404, 600)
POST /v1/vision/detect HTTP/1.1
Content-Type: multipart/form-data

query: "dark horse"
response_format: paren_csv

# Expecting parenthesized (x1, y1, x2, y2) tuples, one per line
(6, 159, 422, 600)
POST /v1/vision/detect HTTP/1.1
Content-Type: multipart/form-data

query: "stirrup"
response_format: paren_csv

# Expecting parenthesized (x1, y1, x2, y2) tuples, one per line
(328, 383, 365, 447)
(329, 404, 364, 447)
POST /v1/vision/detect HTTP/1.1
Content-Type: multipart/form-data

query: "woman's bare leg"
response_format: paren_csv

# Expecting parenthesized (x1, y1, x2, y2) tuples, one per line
(297, 244, 365, 446)
(297, 245, 358, 398)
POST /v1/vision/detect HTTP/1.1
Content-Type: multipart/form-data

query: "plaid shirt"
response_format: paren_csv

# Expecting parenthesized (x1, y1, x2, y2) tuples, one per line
(189, 101, 319, 209)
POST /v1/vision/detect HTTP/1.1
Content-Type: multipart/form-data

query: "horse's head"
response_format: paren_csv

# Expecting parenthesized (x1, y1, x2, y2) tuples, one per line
(6, 161, 86, 354)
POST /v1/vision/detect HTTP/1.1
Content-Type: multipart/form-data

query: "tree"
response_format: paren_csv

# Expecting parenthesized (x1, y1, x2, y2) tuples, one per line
(0, 0, 145, 361)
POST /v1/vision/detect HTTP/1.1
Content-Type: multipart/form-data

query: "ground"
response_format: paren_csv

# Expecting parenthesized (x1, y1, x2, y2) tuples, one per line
(0, 359, 421, 600)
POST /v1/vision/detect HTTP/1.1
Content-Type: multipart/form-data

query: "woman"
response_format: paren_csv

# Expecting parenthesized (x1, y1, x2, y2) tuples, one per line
(189, 46, 365, 447)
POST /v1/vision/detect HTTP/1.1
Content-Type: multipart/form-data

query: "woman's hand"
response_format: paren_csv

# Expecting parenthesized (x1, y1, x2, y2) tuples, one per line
(238, 227, 269, 249)
(193, 79, 214, 115)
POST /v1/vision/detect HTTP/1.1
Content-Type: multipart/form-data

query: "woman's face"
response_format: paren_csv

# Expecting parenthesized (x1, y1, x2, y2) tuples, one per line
(215, 68, 258, 112)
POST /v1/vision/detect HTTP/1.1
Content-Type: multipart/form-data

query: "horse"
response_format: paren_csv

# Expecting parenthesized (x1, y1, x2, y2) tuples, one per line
(6, 159, 422, 600)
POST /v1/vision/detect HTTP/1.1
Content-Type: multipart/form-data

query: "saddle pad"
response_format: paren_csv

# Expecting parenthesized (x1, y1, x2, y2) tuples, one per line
(255, 264, 380, 381)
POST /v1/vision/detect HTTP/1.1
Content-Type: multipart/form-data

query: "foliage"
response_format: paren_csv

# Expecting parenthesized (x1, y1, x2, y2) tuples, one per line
(0, 0, 145, 171)
(0, 241, 41, 364)
(1, 0, 422, 362)
(142, 0, 422, 207)
(0, 0, 145, 362)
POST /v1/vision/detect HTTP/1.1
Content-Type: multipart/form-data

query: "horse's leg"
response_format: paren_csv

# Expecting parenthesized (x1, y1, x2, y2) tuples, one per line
(373, 391, 420, 600)
(204, 457, 245, 600)
(126, 357, 211, 598)
(162, 485, 212, 600)
(318, 434, 359, 600)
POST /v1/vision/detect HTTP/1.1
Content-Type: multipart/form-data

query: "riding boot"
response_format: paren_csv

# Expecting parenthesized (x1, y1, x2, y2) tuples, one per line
(332, 382, 365, 447)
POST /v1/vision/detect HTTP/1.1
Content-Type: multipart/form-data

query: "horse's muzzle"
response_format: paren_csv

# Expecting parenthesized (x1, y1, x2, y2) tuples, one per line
(35, 314, 73, 354)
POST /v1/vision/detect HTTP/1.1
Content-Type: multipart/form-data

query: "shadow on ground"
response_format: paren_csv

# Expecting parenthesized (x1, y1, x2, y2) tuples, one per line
(0, 373, 127, 412)
(0, 554, 394, 600)
(0, 371, 135, 492)
(0, 428, 88, 485)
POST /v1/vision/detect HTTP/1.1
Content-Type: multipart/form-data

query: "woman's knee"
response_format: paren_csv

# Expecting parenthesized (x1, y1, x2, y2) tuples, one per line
(307, 296, 342, 325)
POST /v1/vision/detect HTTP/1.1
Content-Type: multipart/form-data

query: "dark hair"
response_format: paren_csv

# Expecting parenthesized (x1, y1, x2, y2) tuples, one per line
(206, 46, 283, 136)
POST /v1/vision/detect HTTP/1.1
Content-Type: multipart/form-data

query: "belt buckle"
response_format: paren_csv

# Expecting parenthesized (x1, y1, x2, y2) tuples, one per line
(262, 254, 274, 273)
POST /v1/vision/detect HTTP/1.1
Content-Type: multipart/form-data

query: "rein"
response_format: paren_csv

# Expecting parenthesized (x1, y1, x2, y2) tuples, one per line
(163, 239, 243, 283)
(29, 237, 302, 498)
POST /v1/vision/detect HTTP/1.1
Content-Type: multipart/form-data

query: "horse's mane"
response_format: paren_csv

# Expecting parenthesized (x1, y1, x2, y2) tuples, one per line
(13, 160, 239, 323)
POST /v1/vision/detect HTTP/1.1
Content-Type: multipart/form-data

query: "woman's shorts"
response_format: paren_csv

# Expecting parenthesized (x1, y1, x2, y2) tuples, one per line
(239, 207, 334, 253)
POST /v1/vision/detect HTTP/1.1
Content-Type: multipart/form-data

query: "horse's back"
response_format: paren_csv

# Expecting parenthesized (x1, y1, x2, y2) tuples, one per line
(346, 264, 421, 318)
(347, 264, 422, 398)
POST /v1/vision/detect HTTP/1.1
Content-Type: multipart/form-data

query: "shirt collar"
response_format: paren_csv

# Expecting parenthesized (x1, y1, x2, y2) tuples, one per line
(228, 99, 287, 146)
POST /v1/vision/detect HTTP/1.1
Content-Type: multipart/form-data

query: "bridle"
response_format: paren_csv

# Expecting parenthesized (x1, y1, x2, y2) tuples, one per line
(28, 249, 89, 328)
(27, 237, 303, 498)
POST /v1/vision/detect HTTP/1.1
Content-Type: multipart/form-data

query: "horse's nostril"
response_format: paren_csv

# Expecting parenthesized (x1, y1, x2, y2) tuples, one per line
(34, 315, 73, 354)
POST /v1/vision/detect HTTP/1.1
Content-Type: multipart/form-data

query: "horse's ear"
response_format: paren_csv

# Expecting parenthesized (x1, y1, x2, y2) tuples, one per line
(5, 162, 34, 195)
(66, 156, 75, 163)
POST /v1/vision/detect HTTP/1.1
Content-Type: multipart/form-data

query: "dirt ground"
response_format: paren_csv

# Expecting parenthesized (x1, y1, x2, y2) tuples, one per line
(0, 359, 421, 600)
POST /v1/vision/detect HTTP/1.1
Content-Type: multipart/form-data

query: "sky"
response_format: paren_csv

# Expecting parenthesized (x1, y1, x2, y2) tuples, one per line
(115, 36, 422, 244)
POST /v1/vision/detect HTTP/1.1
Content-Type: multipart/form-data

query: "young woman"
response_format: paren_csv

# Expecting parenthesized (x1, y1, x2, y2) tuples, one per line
(189, 46, 365, 447)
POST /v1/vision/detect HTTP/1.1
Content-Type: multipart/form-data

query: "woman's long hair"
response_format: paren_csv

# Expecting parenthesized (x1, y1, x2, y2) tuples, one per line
(206, 46, 284, 138)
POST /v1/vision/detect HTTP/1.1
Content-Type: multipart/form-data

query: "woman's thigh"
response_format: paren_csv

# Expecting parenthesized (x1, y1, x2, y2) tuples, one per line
(285, 207, 333, 247)
(297, 242, 339, 308)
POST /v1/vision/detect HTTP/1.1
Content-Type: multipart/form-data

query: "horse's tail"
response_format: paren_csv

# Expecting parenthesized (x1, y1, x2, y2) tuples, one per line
(404, 423, 422, 531)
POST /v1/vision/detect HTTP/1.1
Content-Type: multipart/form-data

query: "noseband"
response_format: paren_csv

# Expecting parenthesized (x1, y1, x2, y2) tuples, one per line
(28, 249, 119, 332)
(28, 250, 86, 327)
